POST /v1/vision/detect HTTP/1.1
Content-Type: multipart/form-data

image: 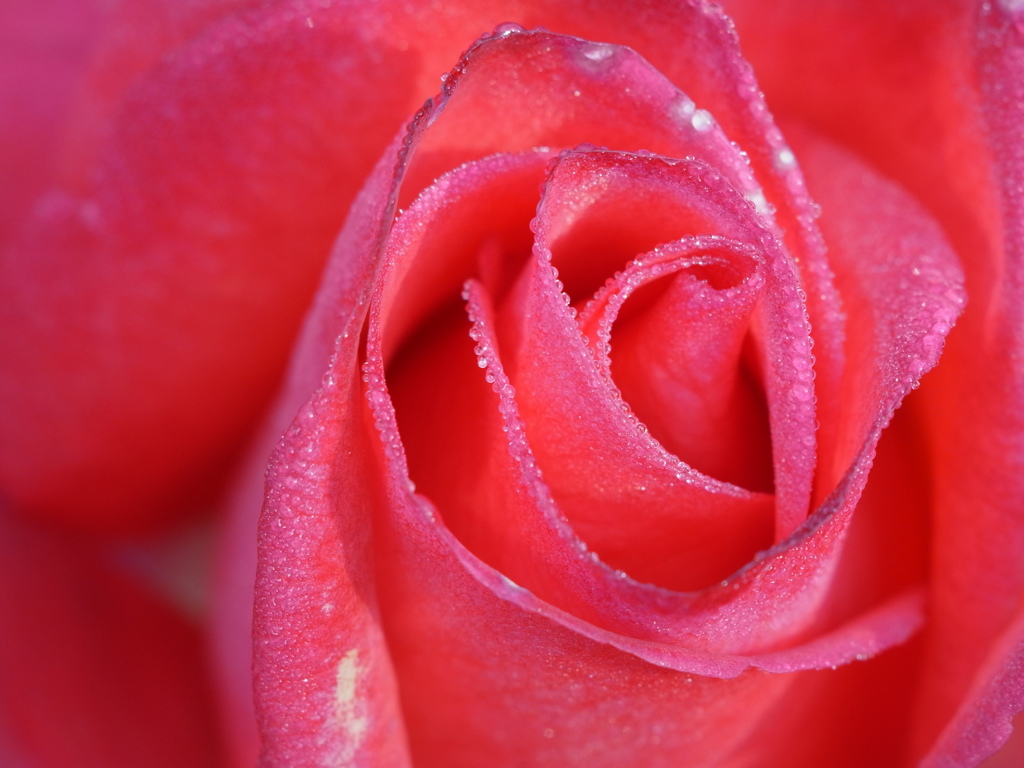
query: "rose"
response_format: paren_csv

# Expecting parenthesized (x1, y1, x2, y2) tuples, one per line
(221, 3, 1020, 768)
(1, 1, 1022, 767)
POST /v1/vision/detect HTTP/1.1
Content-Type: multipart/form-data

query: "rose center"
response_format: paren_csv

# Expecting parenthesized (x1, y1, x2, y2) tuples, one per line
(591, 246, 774, 493)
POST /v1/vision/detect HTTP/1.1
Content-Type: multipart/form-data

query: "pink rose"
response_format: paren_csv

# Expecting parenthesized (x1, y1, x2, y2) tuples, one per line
(1, 1, 1022, 767)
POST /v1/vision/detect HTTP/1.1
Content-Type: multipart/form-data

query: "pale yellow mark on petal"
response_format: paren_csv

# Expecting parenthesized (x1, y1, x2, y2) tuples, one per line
(329, 649, 369, 764)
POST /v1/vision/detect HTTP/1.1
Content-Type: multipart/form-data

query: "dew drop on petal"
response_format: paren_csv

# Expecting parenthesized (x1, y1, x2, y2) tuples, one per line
(494, 22, 525, 37)
(670, 95, 697, 122)
(690, 109, 714, 132)
(745, 188, 772, 217)
(774, 146, 796, 170)
(580, 42, 616, 62)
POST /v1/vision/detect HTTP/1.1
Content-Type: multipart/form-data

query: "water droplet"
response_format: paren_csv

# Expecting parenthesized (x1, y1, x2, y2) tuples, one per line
(774, 146, 796, 169)
(745, 189, 772, 217)
(580, 42, 616, 62)
(690, 109, 713, 132)
(494, 22, 525, 37)
(670, 95, 696, 122)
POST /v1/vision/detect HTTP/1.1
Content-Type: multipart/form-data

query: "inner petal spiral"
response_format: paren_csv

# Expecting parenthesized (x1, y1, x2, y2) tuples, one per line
(578, 239, 774, 493)
(378, 29, 818, 603)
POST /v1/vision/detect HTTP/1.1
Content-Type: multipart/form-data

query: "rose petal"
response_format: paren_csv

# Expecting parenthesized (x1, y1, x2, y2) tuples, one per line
(921, 5, 1024, 763)
(574, 234, 776, 580)
(0, 508, 224, 767)
(0, 0, 102, 244)
(578, 236, 772, 494)
(922, 611, 1024, 768)
(253, 364, 411, 767)
(0, 0, 423, 527)
(723, 0, 1024, 760)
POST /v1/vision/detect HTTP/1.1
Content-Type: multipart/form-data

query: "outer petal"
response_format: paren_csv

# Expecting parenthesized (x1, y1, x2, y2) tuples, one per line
(703, 121, 968, 767)
(722, 0, 1024, 762)
(921, 5, 1024, 764)
(0, 0, 423, 527)
(0, 508, 224, 767)
(248, 120, 415, 766)
(253, 369, 411, 768)
(0, 0, 102, 244)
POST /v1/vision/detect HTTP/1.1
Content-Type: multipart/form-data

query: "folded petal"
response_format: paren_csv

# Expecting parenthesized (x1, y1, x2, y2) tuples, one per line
(723, 0, 1024, 761)
(253, 365, 411, 768)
